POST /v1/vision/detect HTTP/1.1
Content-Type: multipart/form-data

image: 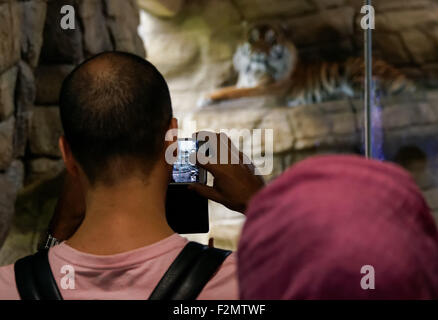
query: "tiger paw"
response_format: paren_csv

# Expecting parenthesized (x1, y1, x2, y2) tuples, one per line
(197, 96, 214, 108)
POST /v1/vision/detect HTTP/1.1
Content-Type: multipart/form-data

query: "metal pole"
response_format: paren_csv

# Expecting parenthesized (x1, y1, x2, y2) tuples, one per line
(364, 0, 373, 158)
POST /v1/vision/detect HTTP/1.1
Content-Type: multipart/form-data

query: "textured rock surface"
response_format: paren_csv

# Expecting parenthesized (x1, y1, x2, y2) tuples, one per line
(138, 0, 183, 17)
(235, 0, 316, 20)
(0, 176, 17, 250)
(0, 116, 14, 171)
(5, 160, 25, 192)
(0, 172, 64, 265)
(0, 66, 17, 121)
(78, 0, 112, 56)
(105, 0, 146, 56)
(27, 158, 64, 185)
(0, 160, 23, 250)
(14, 61, 35, 158)
(29, 107, 63, 157)
(19, 0, 47, 68)
(39, 0, 84, 64)
(0, 1, 20, 73)
(35, 64, 75, 105)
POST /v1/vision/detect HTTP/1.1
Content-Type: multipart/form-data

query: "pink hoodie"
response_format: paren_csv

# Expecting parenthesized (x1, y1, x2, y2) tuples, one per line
(238, 155, 438, 299)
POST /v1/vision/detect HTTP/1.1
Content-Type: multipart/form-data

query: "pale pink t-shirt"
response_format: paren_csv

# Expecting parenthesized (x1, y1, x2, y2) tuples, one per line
(0, 234, 238, 300)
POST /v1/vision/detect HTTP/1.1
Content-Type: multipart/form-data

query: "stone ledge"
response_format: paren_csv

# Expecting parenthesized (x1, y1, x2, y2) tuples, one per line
(184, 91, 438, 249)
(186, 91, 438, 156)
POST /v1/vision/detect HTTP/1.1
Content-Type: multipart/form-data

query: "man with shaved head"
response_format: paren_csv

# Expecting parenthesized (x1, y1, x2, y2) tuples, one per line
(0, 52, 255, 299)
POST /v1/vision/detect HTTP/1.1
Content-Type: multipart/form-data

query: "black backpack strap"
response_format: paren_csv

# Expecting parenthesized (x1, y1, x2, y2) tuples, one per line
(149, 241, 231, 300)
(14, 255, 41, 300)
(14, 250, 63, 300)
(170, 244, 232, 300)
(14, 242, 230, 300)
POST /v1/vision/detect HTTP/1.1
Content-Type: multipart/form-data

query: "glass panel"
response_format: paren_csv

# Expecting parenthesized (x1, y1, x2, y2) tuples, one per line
(139, 1, 372, 249)
(370, 0, 438, 224)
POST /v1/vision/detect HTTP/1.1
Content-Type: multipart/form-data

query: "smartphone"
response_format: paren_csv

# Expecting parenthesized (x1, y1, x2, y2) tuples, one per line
(170, 138, 207, 185)
(166, 138, 209, 234)
(165, 184, 209, 234)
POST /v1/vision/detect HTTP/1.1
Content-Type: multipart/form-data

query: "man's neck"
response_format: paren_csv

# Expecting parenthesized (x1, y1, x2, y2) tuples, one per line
(66, 175, 175, 255)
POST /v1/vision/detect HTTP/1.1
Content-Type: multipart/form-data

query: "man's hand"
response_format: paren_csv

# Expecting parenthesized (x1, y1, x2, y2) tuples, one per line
(48, 171, 86, 241)
(188, 132, 265, 214)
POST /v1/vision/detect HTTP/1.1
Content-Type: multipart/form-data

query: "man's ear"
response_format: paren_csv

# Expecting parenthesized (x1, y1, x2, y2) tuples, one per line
(163, 118, 178, 166)
(59, 136, 79, 177)
(165, 117, 178, 146)
(169, 117, 178, 132)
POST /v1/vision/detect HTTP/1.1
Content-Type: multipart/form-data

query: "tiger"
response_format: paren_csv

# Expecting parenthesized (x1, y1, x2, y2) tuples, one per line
(199, 24, 415, 107)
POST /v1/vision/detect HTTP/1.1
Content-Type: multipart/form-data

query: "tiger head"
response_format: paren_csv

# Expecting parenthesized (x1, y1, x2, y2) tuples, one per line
(233, 24, 298, 88)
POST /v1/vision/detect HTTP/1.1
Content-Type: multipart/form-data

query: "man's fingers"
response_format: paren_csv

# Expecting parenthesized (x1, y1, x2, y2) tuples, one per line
(188, 183, 224, 203)
(194, 131, 238, 167)
(193, 133, 247, 172)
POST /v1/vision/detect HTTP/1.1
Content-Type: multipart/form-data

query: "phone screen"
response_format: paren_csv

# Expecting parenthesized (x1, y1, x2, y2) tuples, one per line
(167, 139, 209, 233)
(171, 139, 201, 183)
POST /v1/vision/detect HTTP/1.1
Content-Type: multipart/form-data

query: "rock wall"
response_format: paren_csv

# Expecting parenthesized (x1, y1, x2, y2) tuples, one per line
(138, 0, 438, 117)
(0, 0, 145, 251)
(0, 0, 29, 249)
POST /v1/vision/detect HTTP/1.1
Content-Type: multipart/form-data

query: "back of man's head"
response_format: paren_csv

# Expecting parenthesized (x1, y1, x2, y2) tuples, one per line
(59, 51, 172, 186)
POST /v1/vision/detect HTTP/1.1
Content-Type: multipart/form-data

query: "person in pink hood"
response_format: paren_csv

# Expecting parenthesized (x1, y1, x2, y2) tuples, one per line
(238, 155, 438, 299)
